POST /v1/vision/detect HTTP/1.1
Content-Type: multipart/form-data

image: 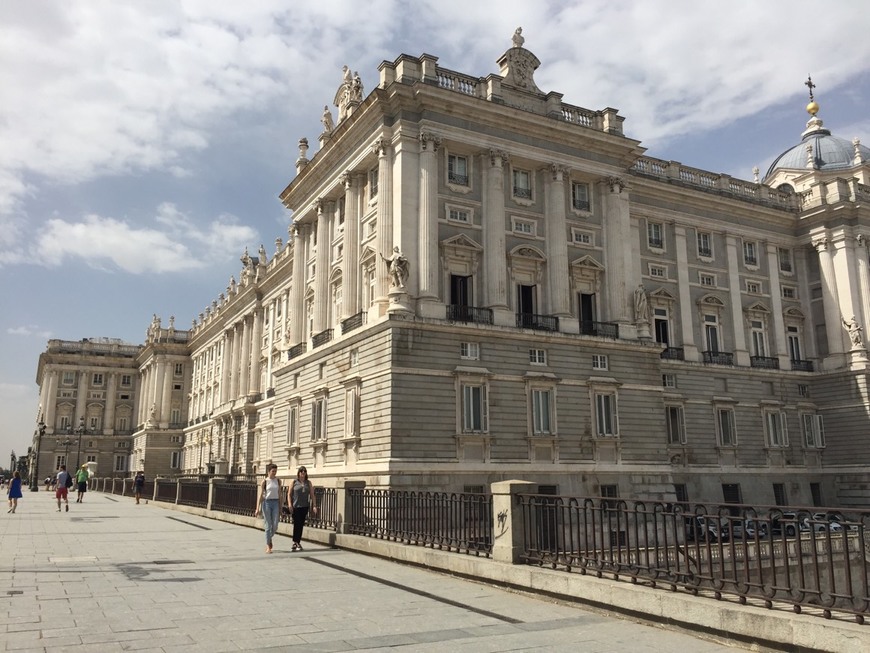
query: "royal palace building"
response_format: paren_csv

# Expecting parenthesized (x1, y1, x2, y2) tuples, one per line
(31, 32, 870, 507)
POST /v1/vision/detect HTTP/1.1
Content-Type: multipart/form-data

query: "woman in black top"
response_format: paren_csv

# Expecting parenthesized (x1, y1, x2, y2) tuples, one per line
(290, 466, 317, 551)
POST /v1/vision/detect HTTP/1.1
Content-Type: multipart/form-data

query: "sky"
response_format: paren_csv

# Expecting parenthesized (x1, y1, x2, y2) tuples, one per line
(2, 0, 870, 464)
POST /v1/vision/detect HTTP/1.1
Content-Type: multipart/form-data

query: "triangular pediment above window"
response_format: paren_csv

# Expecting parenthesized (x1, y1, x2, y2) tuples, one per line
(745, 301, 770, 314)
(650, 288, 675, 302)
(698, 294, 725, 307)
(570, 255, 604, 271)
(441, 234, 483, 251)
(784, 307, 805, 319)
(360, 246, 376, 262)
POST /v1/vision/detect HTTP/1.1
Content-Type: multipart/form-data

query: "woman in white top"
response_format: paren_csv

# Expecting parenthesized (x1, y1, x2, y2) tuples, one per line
(254, 464, 282, 553)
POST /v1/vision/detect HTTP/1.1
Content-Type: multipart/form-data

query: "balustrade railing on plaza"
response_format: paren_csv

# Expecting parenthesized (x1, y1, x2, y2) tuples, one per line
(155, 480, 178, 503)
(177, 481, 209, 508)
(212, 482, 258, 516)
(517, 494, 870, 624)
(345, 489, 493, 556)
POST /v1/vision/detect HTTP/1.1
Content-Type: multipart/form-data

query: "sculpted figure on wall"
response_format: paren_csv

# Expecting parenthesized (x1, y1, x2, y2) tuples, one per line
(380, 246, 410, 289)
(634, 284, 650, 324)
(843, 315, 865, 348)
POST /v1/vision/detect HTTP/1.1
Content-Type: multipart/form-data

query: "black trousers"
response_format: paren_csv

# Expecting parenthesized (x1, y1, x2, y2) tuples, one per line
(292, 506, 309, 543)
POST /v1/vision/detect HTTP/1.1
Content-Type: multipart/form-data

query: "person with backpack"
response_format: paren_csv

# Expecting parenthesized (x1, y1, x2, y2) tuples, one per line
(254, 464, 282, 553)
(290, 466, 317, 551)
(133, 471, 145, 504)
(56, 465, 72, 512)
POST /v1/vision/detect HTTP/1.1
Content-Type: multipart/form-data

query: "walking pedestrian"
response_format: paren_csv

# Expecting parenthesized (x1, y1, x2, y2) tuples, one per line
(7, 471, 23, 513)
(75, 464, 89, 502)
(133, 471, 145, 504)
(55, 465, 72, 512)
(290, 466, 317, 551)
(254, 464, 282, 553)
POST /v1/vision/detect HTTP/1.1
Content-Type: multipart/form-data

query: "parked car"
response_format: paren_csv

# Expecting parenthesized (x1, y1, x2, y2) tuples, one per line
(731, 518, 769, 540)
(686, 516, 729, 542)
(808, 512, 844, 533)
(770, 511, 809, 537)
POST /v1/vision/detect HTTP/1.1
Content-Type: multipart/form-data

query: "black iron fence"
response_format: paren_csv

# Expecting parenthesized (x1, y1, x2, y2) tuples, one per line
(345, 489, 492, 556)
(177, 481, 209, 508)
(517, 495, 870, 624)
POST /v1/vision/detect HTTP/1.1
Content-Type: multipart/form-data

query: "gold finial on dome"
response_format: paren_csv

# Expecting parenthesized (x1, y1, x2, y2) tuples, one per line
(805, 75, 819, 116)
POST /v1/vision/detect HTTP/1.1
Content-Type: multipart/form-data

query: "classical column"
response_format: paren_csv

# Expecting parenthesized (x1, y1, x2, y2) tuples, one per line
(856, 234, 870, 334)
(230, 323, 242, 399)
(313, 200, 331, 333)
(418, 133, 440, 302)
(105, 373, 117, 433)
(814, 237, 845, 357)
(249, 309, 262, 394)
(600, 177, 631, 323)
(765, 244, 788, 366)
(44, 370, 58, 431)
(373, 138, 394, 305)
(289, 224, 307, 345)
(673, 226, 698, 361)
(265, 302, 274, 389)
(220, 333, 231, 404)
(75, 369, 88, 423)
(483, 150, 508, 309)
(342, 172, 362, 319)
(239, 317, 251, 397)
(725, 235, 749, 365)
(545, 164, 570, 318)
(160, 359, 172, 426)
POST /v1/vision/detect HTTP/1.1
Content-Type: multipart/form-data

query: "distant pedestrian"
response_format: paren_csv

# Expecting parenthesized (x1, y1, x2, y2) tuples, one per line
(7, 471, 23, 513)
(56, 465, 72, 512)
(254, 464, 282, 553)
(44, 476, 52, 490)
(290, 466, 317, 551)
(133, 471, 145, 504)
(75, 464, 89, 503)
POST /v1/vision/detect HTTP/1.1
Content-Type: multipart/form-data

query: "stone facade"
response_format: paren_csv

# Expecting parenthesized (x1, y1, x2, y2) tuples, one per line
(29, 33, 870, 507)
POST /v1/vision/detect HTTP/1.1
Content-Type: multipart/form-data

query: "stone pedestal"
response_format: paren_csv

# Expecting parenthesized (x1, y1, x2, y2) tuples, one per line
(636, 322, 652, 340)
(848, 347, 869, 370)
(387, 287, 413, 316)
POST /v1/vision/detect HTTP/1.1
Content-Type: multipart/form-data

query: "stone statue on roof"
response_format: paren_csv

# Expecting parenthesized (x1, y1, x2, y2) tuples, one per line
(512, 27, 524, 48)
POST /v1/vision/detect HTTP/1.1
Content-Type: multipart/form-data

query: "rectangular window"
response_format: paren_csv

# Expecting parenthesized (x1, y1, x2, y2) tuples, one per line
(662, 374, 676, 388)
(529, 348, 547, 365)
(594, 392, 618, 437)
(772, 483, 787, 506)
(512, 218, 535, 235)
(447, 207, 470, 223)
(350, 349, 359, 367)
(572, 229, 593, 245)
(170, 451, 181, 469)
(700, 273, 716, 287)
(697, 231, 713, 258)
(170, 408, 181, 424)
(460, 342, 480, 360)
(310, 398, 327, 441)
(797, 383, 809, 398)
(531, 389, 552, 435)
(743, 241, 758, 266)
(778, 247, 792, 273)
(369, 166, 379, 198)
(461, 383, 488, 433)
(649, 264, 666, 278)
(512, 169, 532, 199)
(447, 154, 469, 186)
(666, 406, 686, 444)
(704, 314, 720, 353)
(750, 320, 767, 357)
(170, 435, 182, 444)
(92, 373, 104, 386)
(674, 483, 689, 507)
(746, 281, 761, 294)
(765, 411, 788, 447)
(55, 455, 66, 469)
(571, 182, 590, 211)
(114, 455, 127, 472)
(86, 455, 96, 463)
(782, 286, 797, 299)
(174, 363, 183, 376)
(345, 387, 359, 437)
(592, 354, 608, 370)
(810, 482, 822, 507)
(62, 371, 76, 385)
(647, 222, 663, 249)
(121, 375, 132, 387)
(117, 416, 128, 432)
(722, 483, 742, 504)
(717, 407, 736, 446)
(287, 406, 298, 445)
(802, 414, 825, 448)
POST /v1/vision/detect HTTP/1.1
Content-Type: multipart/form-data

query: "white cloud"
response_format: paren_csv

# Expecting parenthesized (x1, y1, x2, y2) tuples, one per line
(0, 383, 30, 398)
(33, 205, 257, 274)
(6, 326, 53, 339)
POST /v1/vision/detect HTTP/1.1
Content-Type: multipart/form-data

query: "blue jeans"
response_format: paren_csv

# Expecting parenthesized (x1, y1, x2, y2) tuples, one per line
(262, 499, 279, 545)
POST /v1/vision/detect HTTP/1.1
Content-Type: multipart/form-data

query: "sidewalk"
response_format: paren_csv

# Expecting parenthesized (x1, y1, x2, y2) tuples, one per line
(0, 490, 748, 652)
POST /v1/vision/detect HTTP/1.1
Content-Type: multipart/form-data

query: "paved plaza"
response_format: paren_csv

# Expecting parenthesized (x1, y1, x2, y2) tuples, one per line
(0, 490, 749, 652)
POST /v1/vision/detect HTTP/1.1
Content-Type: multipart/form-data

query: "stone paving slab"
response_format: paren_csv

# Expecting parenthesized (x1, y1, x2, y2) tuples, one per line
(0, 490, 749, 652)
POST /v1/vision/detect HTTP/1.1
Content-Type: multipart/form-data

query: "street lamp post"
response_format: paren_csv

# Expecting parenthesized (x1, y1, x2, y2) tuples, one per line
(30, 420, 46, 492)
(74, 416, 86, 470)
(56, 435, 74, 469)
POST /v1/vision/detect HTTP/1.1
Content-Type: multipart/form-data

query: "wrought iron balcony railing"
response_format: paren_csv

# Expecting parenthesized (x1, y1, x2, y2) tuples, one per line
(341, 311, 366, 335)
(660, 347, 685, 360)
(702, 351, 734, 365)
(791, 359, 814, 372)
(516, 313, 559, 332)
(750, 356, 780, 369)
(287, 343, 306, 360)
(447, 305, 494, 325)
(312, 329, 333, 348)
(580, 320, 619, 339)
